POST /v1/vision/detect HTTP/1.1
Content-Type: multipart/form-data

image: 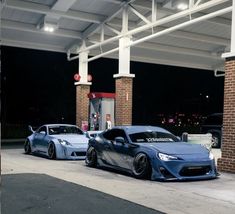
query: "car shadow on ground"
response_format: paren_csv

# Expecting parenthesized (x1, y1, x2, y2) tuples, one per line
(86, 165, 219, 183)
(2, 173, 165, 214)
(23, 152, 86, 161)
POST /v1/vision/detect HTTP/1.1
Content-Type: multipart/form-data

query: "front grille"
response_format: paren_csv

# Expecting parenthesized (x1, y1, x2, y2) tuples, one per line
(179, 166, 211, 176)
(71, 152, 86, 157)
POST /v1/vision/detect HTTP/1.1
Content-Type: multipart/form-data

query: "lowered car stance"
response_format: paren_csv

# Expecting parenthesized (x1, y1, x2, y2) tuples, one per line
(86, 126, 218, 181)
(24, 124, 89, 160)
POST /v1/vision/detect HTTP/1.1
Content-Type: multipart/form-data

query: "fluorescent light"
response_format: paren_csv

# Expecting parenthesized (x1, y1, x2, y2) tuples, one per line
(43, 25, 55, 33)
(177, 3, 188, 10)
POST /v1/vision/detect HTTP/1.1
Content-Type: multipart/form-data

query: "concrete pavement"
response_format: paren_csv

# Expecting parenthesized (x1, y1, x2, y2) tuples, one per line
(1, 147, 235, 214)
(2, 173, 163, 214)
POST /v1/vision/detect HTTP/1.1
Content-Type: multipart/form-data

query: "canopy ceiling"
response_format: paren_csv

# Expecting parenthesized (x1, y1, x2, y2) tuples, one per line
(1, 0, 233, 71)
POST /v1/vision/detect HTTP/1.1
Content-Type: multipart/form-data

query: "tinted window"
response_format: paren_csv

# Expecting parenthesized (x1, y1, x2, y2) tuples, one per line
(103, 129, 127, 141)
(37, 126, 47, 134)
(129, 131, 179, 143)
(48, 126, 83, 135)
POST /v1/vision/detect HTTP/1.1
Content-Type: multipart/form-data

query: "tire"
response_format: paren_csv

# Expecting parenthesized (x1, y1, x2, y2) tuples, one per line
(24, 140, 31, 154)
(48, 142, 56, 159)
(86, 146, 97, 167)
(211, 133, 221, 148)
(133, 153, 151, 179)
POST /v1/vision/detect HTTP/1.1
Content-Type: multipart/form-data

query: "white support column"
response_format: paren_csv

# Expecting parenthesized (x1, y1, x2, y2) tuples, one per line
(122, 6, 129, 33)
(78, 51, 89, 83)
(217, 0, 235, 173)
(114, 6, 135, 126)
(100, 25, 104, 42)
(114, 36, 135, 78)
(231, 0, 235, 53)
(114, 6, 134, 78)
(117, 36, 131, 76)
(152, 0, 157, 22)
(222, 0, 235, 58)
(75, 42, 91, 85)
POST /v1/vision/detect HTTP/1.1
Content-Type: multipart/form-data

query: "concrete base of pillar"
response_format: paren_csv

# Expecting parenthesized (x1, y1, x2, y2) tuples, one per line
(217, 57, 235, 173)
(76, 84, 90, 129)
(217, 158, 235, 173)
(115, 76, 134, 126)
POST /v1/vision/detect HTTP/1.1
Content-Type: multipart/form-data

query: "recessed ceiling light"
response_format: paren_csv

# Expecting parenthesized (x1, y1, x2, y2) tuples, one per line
(177, 3, 188, 10)
(43, 25, 55, 33)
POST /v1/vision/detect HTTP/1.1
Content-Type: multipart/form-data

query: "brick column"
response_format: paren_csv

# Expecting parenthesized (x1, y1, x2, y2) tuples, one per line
(76, 84, 90, 128)
(217, 57, 235, 173)
(115, 76, 134, 126)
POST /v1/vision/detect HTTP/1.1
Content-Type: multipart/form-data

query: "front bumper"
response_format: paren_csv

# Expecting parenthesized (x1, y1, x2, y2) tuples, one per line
(57, 145, 87, 160)
(151, 158, 218, 181)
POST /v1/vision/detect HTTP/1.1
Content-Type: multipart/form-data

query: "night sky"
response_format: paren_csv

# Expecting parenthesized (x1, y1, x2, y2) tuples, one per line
(1, 46, 224, 126)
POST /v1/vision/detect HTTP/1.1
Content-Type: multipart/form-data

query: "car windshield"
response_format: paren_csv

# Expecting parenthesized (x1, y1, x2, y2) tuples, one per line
(129, 131, 179, 143)
(48, 126, 83, 135)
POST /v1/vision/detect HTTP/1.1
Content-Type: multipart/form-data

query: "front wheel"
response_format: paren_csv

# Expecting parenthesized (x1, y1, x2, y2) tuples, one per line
(24, 140, 31, 154)
(48, 142, 56, 159)
(133, 153, 151, 179)
(86, 146, 97, 167)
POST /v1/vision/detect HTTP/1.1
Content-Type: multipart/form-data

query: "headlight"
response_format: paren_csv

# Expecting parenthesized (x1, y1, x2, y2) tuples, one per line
(209, 152, 214, 160)
(58, 139, 72, 146)
(158, 152, 179, 161)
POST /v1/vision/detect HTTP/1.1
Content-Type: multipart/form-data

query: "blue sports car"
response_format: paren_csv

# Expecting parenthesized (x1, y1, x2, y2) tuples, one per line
(24, 124, 89, 160)
(86, 126, 218, 181)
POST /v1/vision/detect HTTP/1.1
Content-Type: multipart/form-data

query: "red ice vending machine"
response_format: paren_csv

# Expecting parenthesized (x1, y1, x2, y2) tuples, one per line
(88, 92, 115, 130)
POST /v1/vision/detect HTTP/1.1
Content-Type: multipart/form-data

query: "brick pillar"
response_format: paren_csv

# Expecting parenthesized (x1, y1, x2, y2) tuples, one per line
(76, 84, 90, 128)
(115, 77, 134, 126)
(217, 57, 235, 173)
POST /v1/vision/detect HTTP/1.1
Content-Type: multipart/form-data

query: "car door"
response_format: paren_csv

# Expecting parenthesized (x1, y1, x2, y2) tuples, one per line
(33, 126, 48, 152)
(101, 129, 119, 166)
(111, 130, 135, 169)
(102, 129, 134, 169)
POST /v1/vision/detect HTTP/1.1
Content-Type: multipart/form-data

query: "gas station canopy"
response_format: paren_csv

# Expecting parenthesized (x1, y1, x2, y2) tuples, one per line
(1, 0, 233, 72)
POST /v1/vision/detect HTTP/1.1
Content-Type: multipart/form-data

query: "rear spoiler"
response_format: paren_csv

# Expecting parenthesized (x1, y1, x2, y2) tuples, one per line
(28, 125, 35, 133)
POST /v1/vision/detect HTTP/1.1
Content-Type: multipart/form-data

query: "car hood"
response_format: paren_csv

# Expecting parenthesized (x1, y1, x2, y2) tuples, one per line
(52, 134, 89, 146)
(140, 142, 208, 155)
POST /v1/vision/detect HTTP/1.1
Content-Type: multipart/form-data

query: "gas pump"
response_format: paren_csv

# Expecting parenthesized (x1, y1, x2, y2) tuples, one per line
(88, 92, 115, 130)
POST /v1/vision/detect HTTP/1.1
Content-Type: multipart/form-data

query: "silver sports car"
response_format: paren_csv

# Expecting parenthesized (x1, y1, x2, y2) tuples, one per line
(24, 124, 89, 160)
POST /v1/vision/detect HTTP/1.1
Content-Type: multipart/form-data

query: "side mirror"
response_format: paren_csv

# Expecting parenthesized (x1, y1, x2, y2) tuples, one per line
(28, 125, 35, 133)
(115, 137, 125, 145)
(85, 132, 91, 139)
(40, 131, 46, 135)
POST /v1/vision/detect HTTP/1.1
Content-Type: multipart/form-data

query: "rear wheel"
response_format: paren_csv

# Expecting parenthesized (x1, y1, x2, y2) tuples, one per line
(86, 146, 97, 167)
(133, 153, 151, 179)
(48, 142, 56, 159)
(24, 140, 31, 154)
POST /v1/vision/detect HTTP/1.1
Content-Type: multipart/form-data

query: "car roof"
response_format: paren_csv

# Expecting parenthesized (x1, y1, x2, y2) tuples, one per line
(114, 126, 171, 135)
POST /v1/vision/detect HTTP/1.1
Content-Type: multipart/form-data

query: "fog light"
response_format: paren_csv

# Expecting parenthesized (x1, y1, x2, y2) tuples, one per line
(159, 166, 175, 179)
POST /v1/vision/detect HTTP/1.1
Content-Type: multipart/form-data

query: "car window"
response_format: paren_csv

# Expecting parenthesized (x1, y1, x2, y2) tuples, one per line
(129, 131, 179, 143)
(103, 129, 127, 141)
(48, 126, 84, 135)
(36, 126, 47, 134)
